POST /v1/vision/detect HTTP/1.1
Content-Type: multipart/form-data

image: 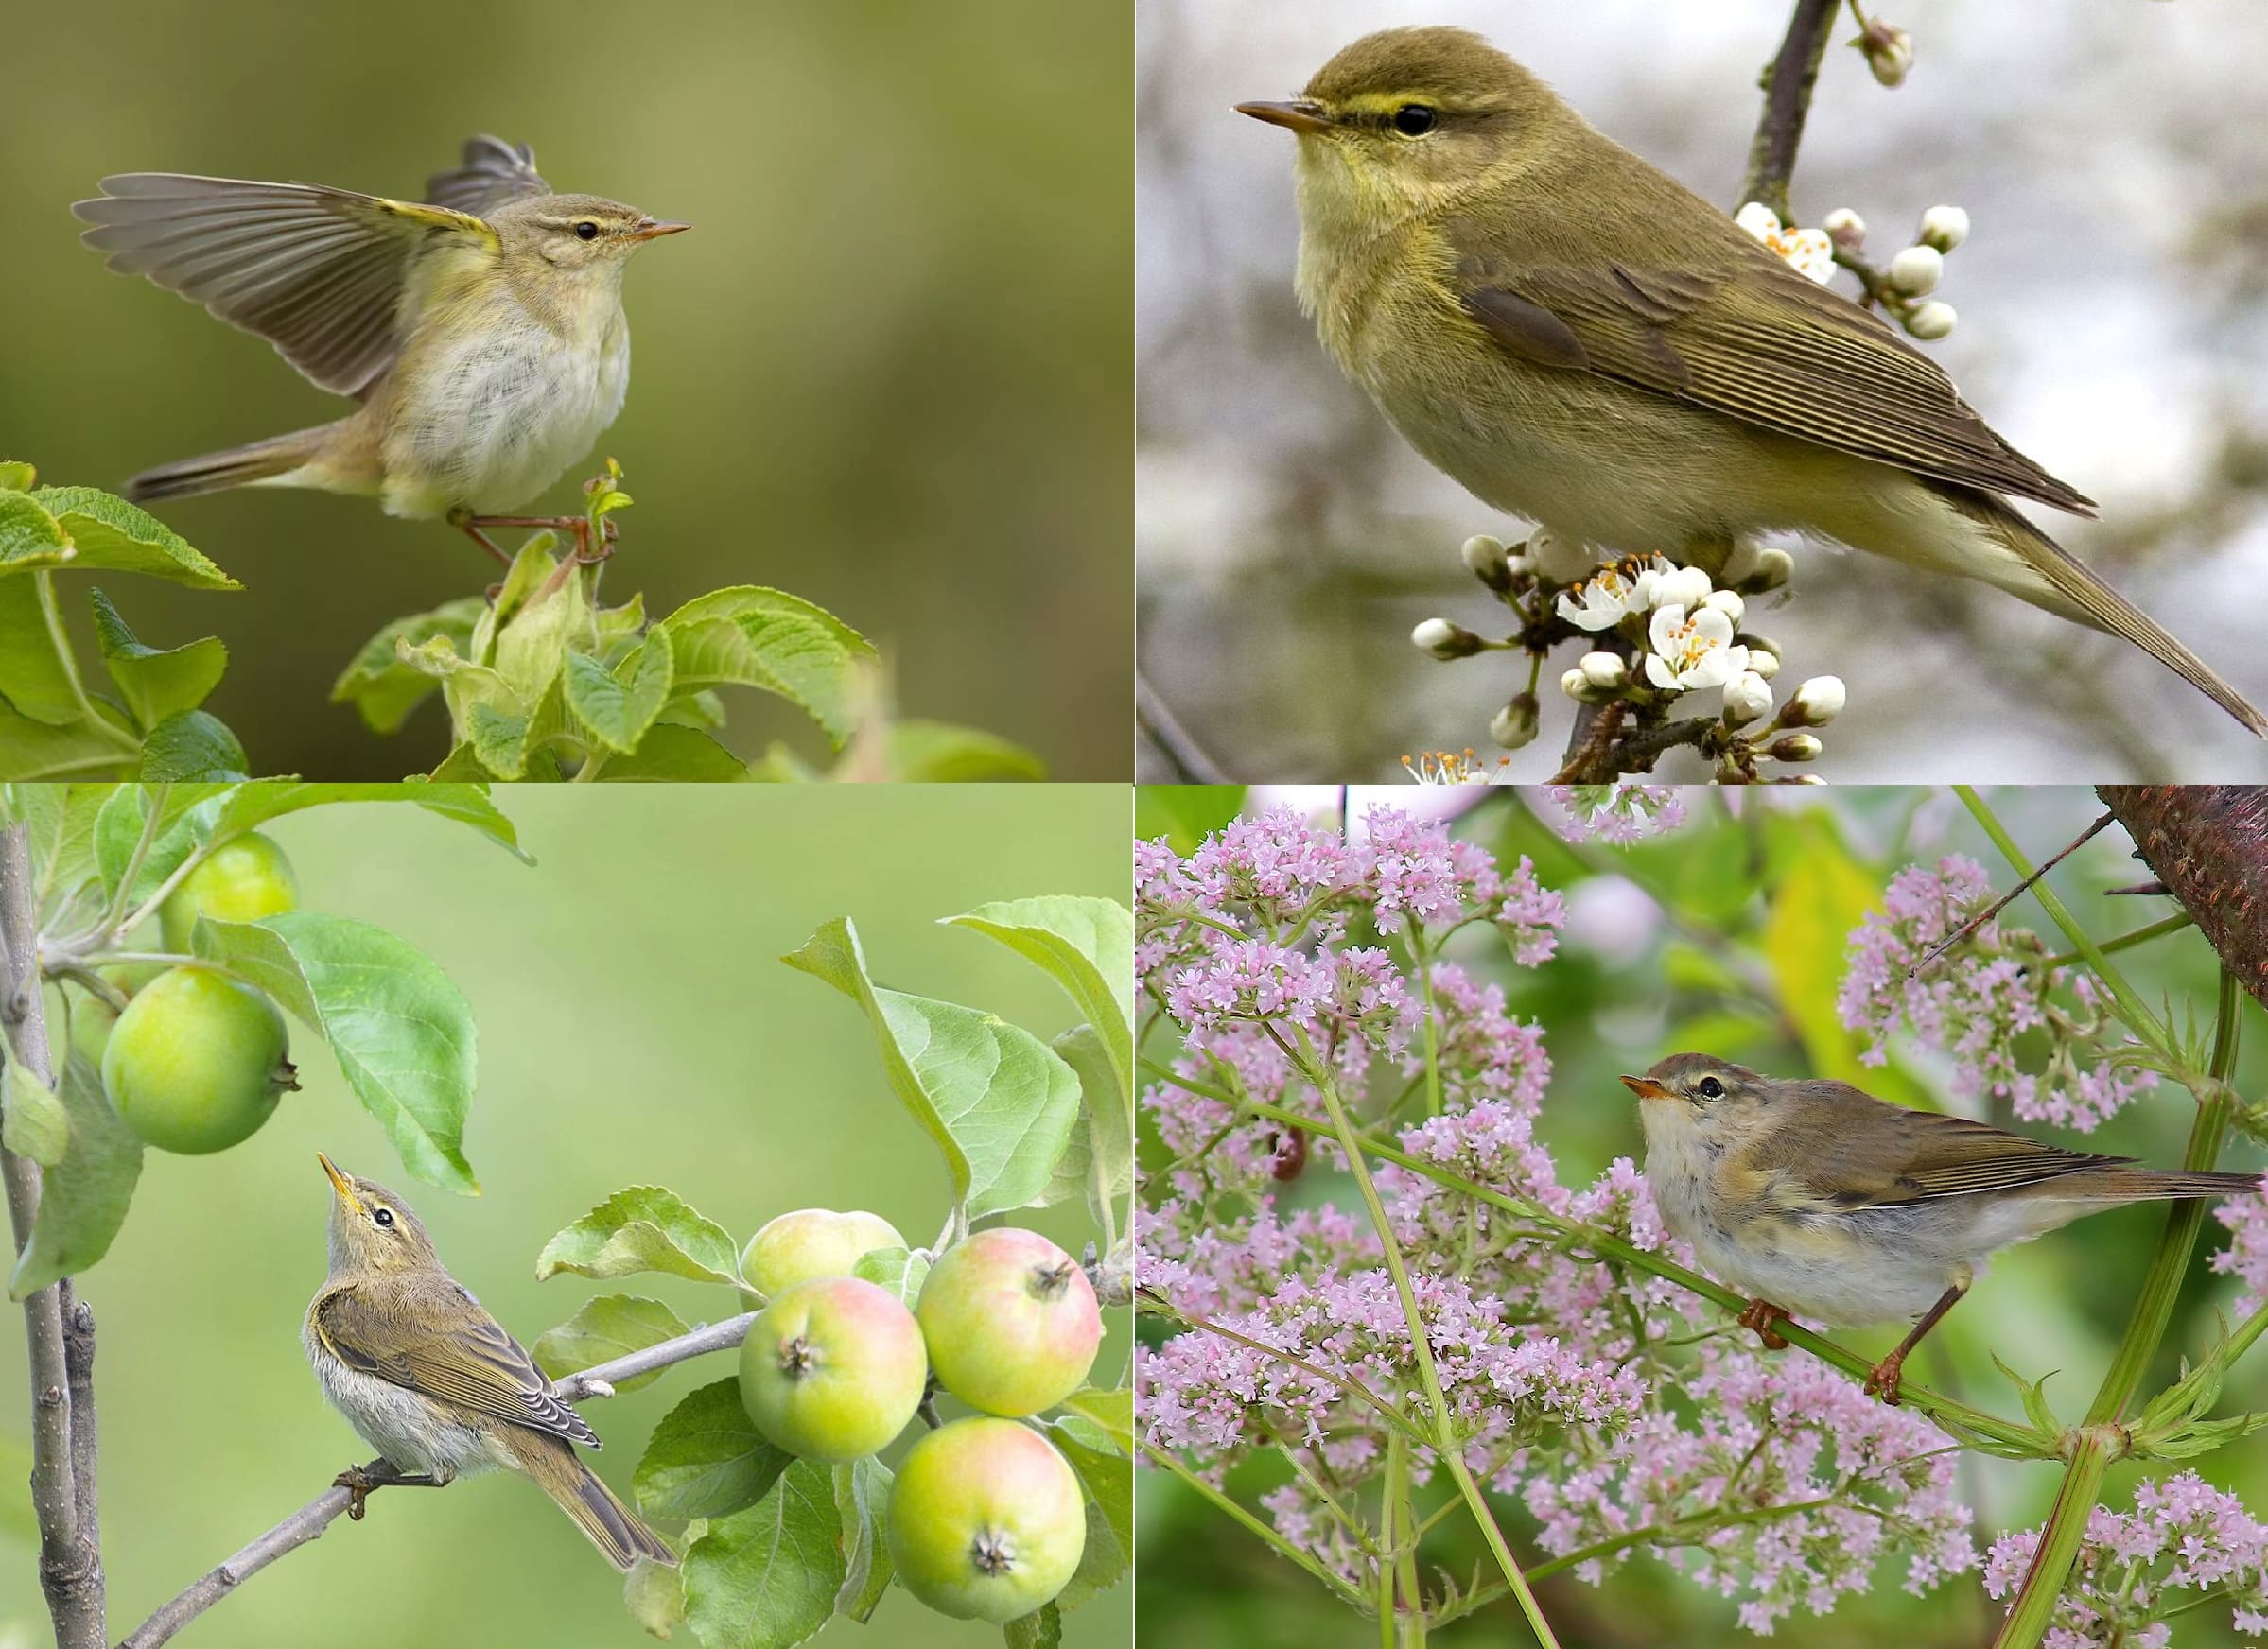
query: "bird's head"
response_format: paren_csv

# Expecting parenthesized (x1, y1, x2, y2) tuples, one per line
(491, 192, 689, 280)
(319, 1152, 443, 1276)
(1620, 1054, 1782, 1155)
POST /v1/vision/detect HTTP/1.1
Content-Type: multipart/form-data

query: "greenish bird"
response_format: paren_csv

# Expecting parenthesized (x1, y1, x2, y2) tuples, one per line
(1239, 27, 2266, 736)
(304, 1152, 675, 1570)
(73, 137, 687, 562)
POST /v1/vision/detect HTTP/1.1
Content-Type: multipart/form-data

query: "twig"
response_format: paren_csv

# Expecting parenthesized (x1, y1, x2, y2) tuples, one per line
(61, 1284, 100, 1564)
(1908, 809, 2115, 977)
(2, 822, 107, 1649)
(117, 1310, 758, 1649)
(1739, 0, 1845, 219)
(1136, 668, 1232, 784)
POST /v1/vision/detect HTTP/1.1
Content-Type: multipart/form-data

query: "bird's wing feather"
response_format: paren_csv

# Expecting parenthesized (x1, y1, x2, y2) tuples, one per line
(425, 136, 549, 217)
(1743, 1090, 2135, 1206)
(73, 174, 498, 396)
(314, 1282, 599, 1449)
(1445, 217, 2096, 516)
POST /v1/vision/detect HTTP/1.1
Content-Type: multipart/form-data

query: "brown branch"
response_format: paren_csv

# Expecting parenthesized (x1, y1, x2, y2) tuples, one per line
(2, 822, 106, 1649)
(116, 1310, 757, 1649)
(2098, 787, 2268, 1013)
(1136, 668, 1232, 784)
(1739, 0, 1844, 219)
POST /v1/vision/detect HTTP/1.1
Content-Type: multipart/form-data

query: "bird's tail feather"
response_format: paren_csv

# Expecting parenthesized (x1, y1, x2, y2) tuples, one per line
(2067, 1168, 2263, 1202)
(513, 1432, 677, 1571)
(122, 424, 333, 504)
(1963, 494, 2267, 738)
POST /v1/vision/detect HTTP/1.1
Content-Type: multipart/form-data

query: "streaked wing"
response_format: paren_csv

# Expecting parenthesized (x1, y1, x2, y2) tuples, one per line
(425, 135, 549, 217)
(1748, 1091, 2134, 1206)
(74, 174, 497, 396)
(1447, 220, 2096, 516)
(314, 1283, 599, 1449)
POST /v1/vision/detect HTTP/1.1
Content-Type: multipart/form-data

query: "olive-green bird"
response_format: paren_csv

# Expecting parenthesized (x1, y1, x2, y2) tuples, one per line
(304, 1152, 674, 1570)
(73, 137, 687, 560)
(1239, 27, 2266, 735)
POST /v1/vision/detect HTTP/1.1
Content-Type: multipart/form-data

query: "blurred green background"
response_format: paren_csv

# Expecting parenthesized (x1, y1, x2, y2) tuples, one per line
(1, 0, 1128, 779)
(1136, 785, 2268, 1647)
(0, 784, 1132, 1645)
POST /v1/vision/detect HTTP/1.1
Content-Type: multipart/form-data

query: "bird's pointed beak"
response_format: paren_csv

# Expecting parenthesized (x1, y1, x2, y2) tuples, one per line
(317, 1152, 362, 1214)
(1620, 1075, 1673, 1102)
(629, 217, 690, 241)
(1236, 100, 1334, 136)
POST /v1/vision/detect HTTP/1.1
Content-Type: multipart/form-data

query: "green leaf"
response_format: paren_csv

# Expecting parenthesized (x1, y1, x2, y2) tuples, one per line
(1003, 1603, 1064, 1648)
(568, 626, 673, 754)
(468, 700, 533, 777)
(183, 782, 531, 863)
(1056, 1388, 1132, 1453)
(1046, 1417, 1131, 1608)
(945, 897, 1133, 1099)
(0, 491, 72, 572)
(635, 1379, 791, 1522)
(883, 720, 1047, 782)
(1042, 1025, 1131, 1221)
(831, 1457, 892, 1623)
(0, 460, 37, 492)
(137, 710, 247, 781)
(657, 587, 873, 747)
(191, 912, 479, 1191)
(0, 694, 135, 783)
(683, 1459, 844, 1649)
(1991, 1353, 2064, 1440)
(532, 1295, 691, 1395)
(332, 599, 484, 734)
(536, 1186, 740, 1285)
(9, 1051, 142, 1299)
(782, 917, 1081, 1222)
(624, 1554, 687, 1639)
(1, 1056, 69, 1168)
(590, 724, 748, 782)
(1133, 786, 1246, 854)
(20, 784, 111, 915)
(849, 1245, 930, 1310)
(491, 560, 592, 703)
(92, 784, 171, 907)
(30, 487, 239, 589)
(0, 571, 93, 725)
(88, 589, 226, 731)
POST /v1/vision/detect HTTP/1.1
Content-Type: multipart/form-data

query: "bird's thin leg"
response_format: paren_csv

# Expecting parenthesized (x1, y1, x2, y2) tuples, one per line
(454, 512, 600, 560)
(1736, 1297, 1794, 1350)
(1865, 1277, 1970, 1406)
(333, 1456, 450, 1520)
(449, 515, 513, 567)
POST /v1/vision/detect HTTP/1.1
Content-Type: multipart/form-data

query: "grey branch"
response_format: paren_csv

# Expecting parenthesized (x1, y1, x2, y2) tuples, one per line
(1739, 0, 1844, 220)
(2, 823, 107, 1649)
(1136, 668, 1232, 785)
(116, 1310, 757, 1649)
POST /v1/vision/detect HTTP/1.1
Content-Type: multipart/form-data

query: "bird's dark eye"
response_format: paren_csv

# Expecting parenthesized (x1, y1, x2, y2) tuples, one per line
(374, 1207, 396, 1227)
(1392, 105, 1438, 136)
(1696, 1076, 1725, 1100)
(574, 220, 600, 240)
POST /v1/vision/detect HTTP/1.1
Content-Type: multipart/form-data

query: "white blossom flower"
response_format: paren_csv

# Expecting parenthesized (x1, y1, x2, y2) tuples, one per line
(1556, 558, 1663, 631)
(1749, 649, 1781, 680)
(1908, 301, 1957, 340)
(1579, 651, 1628, 690)
(1649, 564, 1714, 614)
(1859, 22, 1913, 86)
(1822, 207, 1866, 250)
(1918, 205, 1969, 252)
(1701, 588, 1745, 626)
(1888, 245, 1944, 296)
(1733, 203, 1835, 285)
(1528, 528, 1602, 583)
(1722, 670, 1774, 725)
(1644, 604, 1749, 692)
(1791, 675, 1847, 724)
(1402, 748, 1506, 785)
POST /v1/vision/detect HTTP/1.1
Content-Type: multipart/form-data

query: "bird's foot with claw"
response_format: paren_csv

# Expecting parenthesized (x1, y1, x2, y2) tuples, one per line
(1864, 1353, 1908, 1407)
(333, 1463, 380, 1520)
(1736, 1297, 1793, 1350)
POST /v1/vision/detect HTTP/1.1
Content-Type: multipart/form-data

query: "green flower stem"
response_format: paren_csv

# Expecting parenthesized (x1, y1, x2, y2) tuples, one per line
(1138, 1438, 1370, 1611)
(91, 782, 171, 942)
(1382, 1430, 1407, 1649)
(1409, 928, 1445, 1120)
(2040, 912, 2194, 971)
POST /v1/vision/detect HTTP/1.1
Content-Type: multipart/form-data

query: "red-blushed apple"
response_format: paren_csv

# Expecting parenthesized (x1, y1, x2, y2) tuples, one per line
(917, 1227, 1101, 1416)
(738, 1276, 926, 1461)
(741, 1207, 906, 1296)
(887, 1417, 1086, 1622)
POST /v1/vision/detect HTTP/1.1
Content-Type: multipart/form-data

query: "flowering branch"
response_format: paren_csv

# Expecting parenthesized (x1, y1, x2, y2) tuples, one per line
(1739, 0, 1843, 219)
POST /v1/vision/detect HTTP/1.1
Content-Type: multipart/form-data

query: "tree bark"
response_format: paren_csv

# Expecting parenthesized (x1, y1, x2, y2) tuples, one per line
(2098, 787, 2268, 1013)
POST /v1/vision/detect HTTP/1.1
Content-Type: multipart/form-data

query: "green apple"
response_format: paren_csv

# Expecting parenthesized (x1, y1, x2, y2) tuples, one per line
(101, 967, 298, 1154)
(741, 1207, 907, 1296)
(738, 1277, 926, 1462)
(887, 1417, 1086, 1622)
(159, 832, 299, 953)
(917, 1228, 1102, 1416)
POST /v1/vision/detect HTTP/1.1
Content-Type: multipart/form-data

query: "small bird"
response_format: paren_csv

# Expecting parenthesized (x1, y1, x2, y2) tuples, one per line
(304, 1152, 675, 1570)
(1624, 1055, 2261, 1404)
(74, 137, 687, 563)
(1239, 27, 2266, 735)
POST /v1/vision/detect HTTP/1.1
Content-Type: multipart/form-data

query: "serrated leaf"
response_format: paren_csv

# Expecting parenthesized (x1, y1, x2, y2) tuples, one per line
(0, 694, 136, 783)
(537, 1187, 739, 1285)
(831, 1456, 892, 1622)
(0, 570, 92, 725)
(332, 599, 484, 734)
(532, 1295, 691, 1395)
(850, 1245, 930, 1310)
(180, 782, 530, 863)
(1047, 1417, 1132, 1606)
(9, 1051, 142, 1299)
(470, 536, 562, 665)
(882, 720, 1047, 783)
(1003, 1603, 1064, 1648)
(2, 1057, 69, 1167)
(568, 625, 672, 754)
(89, 589, 225, 730)
(591, 724, 748, 782)
(683, 1458, 844, 1649)
(657, 587, 873, 747)
(30, 487, 239, 589)
(1990, 1353, 2063, 1440)
(625, 1555, 687, 1640)
(1056, 1389, 1131, 1453)
(781, 917, 1080, 1222)
(948, 896, 1132, 1111)
(635, 1379, 791, 1521)
(468, 701, 532, 777)
(138, 710, 247, 781)
(191, 912, 478, 1191)
(492, 561, 592, 703)
(0, 491, 71, 572)
(21, 784, 110, 914)
(1053, 1497, 1126, 1614)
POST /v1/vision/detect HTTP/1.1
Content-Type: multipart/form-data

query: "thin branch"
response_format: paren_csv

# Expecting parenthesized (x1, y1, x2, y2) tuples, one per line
(117, 1310, 758, 1649)
(1739, 0, 1845, 219)
(1136, 668, 1232, 784)
(2, 821, 106, 1649)
(1909, 809, 2115, 977)
(61, 1283, 100, 1562)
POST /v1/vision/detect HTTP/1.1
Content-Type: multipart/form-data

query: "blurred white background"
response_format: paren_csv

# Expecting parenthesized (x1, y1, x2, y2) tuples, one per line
(1137, 0, 2268, 781)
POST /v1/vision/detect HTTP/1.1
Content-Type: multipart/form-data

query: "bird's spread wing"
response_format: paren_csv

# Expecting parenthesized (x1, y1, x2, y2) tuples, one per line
(1746, 1092, 2133, 1207)
(425, 135, 549, 217)
(1444, 217, 2096, 516)
(74, 174, 498, 397)
(313, 1282, 599, 1449)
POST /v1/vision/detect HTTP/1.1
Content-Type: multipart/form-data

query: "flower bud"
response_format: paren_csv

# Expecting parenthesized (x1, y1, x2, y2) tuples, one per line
(1788, 675, 1846, 725)
(1907, 301, 1957, 340)
(1918, 205, 1969, 252)
(1734, 201, 1782, 242)
(1858, 22, 1912, 87)
(1769, 732, 1823, 763)
(1650, 564, 1713, 613)
(1887, 244, 1943, 296)
(1722, 670, 1774, 726)
(1461, 534, 1513, 591)
(1701, 588, 1745, 626)
(1821, 207, 1866, 251)
(1411, 618, 1483, 660)
(1527, 529, 1600, 584)
(1491, 692, 1541, 750)
(1579, 651, 1628, 690)
(1560, 667, 1595, 702)
(1741, 546, 1794, 594)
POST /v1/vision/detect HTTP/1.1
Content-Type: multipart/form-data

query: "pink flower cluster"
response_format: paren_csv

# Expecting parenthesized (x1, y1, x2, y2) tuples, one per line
(1542, 783, 1689, 845)
(1837, 856, 2157, 1131)
(2212, 1191, 2268, 1318)
(1984, 1471, 2268, 1644)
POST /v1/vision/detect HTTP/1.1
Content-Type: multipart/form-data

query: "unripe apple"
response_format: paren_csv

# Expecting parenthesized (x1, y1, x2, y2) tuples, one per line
(738, 1277, 926, 1462)
(741, 1207, 907, 1296)
(160, 833, 299, 953)
(916, 1228, 1101, 1417)
(101, 967, 298, 1154)
(887, 1417, 1086, 1622)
